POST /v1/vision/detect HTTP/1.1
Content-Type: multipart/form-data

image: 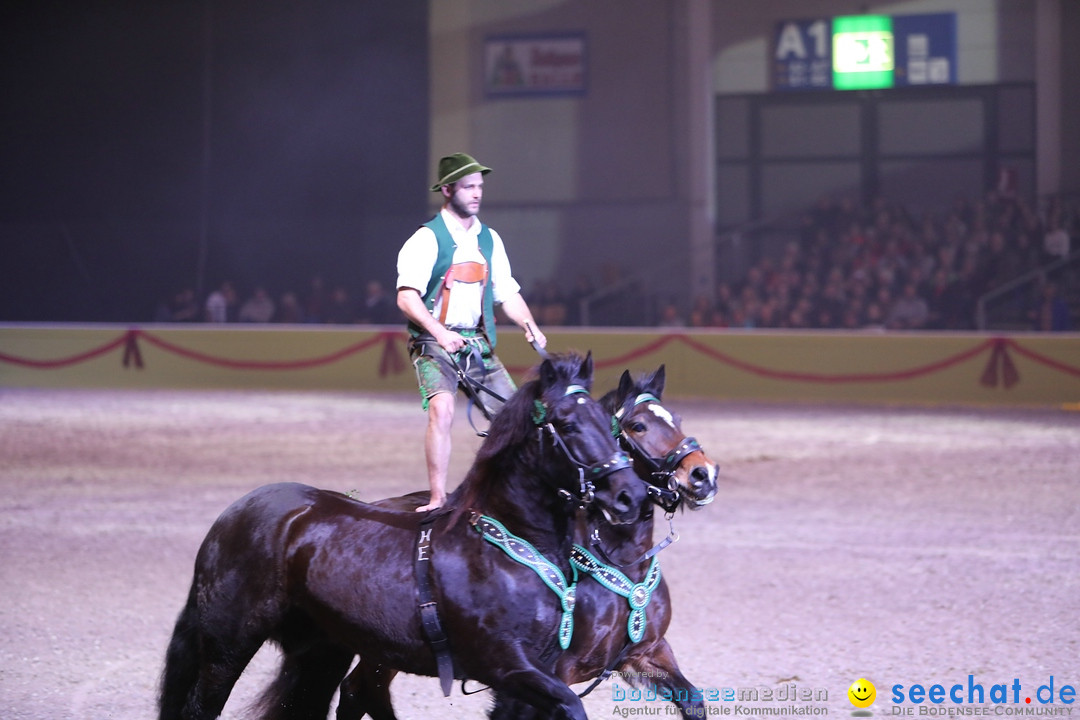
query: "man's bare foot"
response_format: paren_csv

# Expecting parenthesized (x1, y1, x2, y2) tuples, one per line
(415, 496, 445, 512)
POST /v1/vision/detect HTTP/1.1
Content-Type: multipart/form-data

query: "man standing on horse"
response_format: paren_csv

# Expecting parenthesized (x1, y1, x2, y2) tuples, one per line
(396, 152, 547, 512)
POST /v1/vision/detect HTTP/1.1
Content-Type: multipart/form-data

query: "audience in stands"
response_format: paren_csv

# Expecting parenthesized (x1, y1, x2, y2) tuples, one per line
(276, 292, 304, 324)
(157, 193, 1074, 331)
(358, 280, 396, 324)
(1029, 281, 1072, 332)
(158, 276, 402, 325)
(324, 285, 356, 325)
(670, 191, 1075, 332)
(204, 281, 237, 323)
(154, 288, 200, 323)
(303, 274, 328, 324)
(237, 286, 275, 323)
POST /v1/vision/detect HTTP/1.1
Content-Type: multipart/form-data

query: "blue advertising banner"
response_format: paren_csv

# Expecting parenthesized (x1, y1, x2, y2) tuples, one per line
(893, 13, 957, 86)
(773, 13, 956, 91)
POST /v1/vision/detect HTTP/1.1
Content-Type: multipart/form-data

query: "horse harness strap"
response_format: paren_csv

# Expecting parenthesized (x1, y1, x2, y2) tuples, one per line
(530, 383, 633, 507)
(576, 639, 635, 699)
(469, 513, 578, 650)
(413, 333, 506, 436)
(569, 545, 663, 699)
(615, 392, 704, 514)
(450, 340, 505, 435)
(415, 515, 455, 697)
(588, 510, 679, 569)
(570, 545, 662, 644)
(644, 434, 705, 515)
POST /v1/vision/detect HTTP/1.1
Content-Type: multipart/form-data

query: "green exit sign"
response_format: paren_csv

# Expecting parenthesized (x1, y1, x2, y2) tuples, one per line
(832, 15, 894, 90)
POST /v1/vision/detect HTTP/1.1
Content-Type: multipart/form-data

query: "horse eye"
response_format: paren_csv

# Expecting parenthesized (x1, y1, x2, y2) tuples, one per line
(629, 421, 646, 433)
(562, 422, 579, 434)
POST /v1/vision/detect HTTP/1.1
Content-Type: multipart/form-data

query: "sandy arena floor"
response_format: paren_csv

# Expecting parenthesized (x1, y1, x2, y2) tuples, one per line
(1, 387, 1078, 720)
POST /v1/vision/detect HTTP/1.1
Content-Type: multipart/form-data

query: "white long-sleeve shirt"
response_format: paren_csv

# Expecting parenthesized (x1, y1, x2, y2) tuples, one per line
(396, 208, 521, 328)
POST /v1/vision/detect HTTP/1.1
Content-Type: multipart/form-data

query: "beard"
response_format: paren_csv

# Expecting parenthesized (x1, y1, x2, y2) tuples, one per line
(447, 190, 478, 219)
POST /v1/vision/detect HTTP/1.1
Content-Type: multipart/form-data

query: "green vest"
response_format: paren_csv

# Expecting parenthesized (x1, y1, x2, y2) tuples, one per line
(410, 213, 499, 347)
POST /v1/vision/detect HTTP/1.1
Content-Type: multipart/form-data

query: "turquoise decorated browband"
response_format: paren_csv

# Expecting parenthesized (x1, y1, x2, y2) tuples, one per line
(614, 393, 661, 419)
(532, 384, 590, 425)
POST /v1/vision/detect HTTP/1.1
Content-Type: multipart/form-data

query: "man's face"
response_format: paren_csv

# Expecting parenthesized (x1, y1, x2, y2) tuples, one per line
(443, 172, 484, 219)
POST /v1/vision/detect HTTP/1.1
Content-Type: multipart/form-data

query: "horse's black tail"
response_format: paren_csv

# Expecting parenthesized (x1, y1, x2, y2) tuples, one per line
(158, 584, 200, 720)
(249, 642, 354, 720)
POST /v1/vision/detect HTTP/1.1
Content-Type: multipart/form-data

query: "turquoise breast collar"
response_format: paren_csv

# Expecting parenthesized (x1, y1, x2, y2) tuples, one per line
(570, 544, 662, 643)
(470, 513, 578, 649)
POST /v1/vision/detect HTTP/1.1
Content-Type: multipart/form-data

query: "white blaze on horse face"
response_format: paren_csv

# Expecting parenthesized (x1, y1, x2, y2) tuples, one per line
(646, 403, 676, 429)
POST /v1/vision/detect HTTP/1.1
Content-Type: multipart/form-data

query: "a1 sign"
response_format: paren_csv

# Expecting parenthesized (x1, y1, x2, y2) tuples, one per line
(773, 18, 832, 91)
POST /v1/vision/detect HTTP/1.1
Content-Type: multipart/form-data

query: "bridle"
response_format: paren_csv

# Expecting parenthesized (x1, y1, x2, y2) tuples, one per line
(583, 391, 709, 568)
(613, 392, 704, 514)
(532, 384, 633, 508)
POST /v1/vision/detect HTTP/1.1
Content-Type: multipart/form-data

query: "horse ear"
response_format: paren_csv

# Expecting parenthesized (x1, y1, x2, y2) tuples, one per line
(539, 357, 558, 390)
(578, 351, 594, 391)
(648, 364, 666, 397)
(617, 369, 633, 398)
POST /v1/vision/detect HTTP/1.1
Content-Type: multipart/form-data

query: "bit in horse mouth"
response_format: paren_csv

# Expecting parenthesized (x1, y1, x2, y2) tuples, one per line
(600, 507, 637, 526)
(690, 492, 717, 507)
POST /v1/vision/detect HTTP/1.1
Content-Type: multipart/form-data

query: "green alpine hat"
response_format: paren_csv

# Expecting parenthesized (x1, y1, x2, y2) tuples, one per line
(431, 152, 492, 191)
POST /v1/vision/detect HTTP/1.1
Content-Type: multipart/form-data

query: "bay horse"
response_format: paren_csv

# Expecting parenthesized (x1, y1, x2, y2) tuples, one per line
(336, 365, 720, 720)
(540, 364, 719, 719)
(157, 352, 648, 720)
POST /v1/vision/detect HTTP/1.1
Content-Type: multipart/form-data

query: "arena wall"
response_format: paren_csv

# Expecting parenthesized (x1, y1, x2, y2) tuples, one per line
(2, 325, 1078, 407)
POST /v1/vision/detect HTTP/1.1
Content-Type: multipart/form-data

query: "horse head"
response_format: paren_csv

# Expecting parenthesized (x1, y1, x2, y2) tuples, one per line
(525, 351, 648, 526)
(468, 351, 644, 526)
(604, 365, 718, 510)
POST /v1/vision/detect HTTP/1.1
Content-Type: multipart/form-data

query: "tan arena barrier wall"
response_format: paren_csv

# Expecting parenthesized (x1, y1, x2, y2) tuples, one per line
(2, 324, 1079, 407)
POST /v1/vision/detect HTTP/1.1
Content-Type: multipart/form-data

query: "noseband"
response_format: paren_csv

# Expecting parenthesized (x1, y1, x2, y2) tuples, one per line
(614, 392, 703, 514)
(534, 384, 633, 508)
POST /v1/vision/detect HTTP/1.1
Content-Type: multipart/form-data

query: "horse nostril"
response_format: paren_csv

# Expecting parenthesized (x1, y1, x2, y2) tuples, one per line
(616, 489, 634, 512)
(691, 466, 710, 487)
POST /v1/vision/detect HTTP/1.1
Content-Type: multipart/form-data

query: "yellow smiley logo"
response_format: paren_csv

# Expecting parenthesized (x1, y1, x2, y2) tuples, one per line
(848, 678, 876, 708)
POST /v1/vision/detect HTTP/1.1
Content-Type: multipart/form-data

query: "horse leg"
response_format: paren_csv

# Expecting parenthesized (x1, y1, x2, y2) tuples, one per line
(159, 587, 262, 720)
(488, 692, 541, 720)
(337, 659, 399, 720)
(158, 588, 200, 720)
(253, 642, 355, 720)
(180, 632, 265, 720)
(168, 586, 281, 719)
(622, 639, 706, 720)
(492, 667, 588, 720)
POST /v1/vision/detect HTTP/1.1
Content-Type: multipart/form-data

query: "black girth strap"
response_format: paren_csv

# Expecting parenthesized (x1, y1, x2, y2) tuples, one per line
(577, 639, 634, 698)
(416, 515, 454, 696)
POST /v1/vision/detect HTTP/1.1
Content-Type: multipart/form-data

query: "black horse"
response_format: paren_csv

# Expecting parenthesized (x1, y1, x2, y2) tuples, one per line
(337, 365, 720, 720)
(541, 365, 719, 719)
(158, 352, 648, 720)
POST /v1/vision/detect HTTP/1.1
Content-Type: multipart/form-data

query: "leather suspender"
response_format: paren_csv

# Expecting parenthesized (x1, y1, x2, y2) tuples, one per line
(437, 261, 488, 326)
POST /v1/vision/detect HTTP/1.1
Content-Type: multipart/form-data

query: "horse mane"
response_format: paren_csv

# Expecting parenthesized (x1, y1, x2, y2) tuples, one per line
(444, 352, 592, 527)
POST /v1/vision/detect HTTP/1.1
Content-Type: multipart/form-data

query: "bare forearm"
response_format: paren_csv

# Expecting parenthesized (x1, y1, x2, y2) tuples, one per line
(500, 293, 535, 329)
(500, 293, 546, 347)
(397, 288, 469, 352)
